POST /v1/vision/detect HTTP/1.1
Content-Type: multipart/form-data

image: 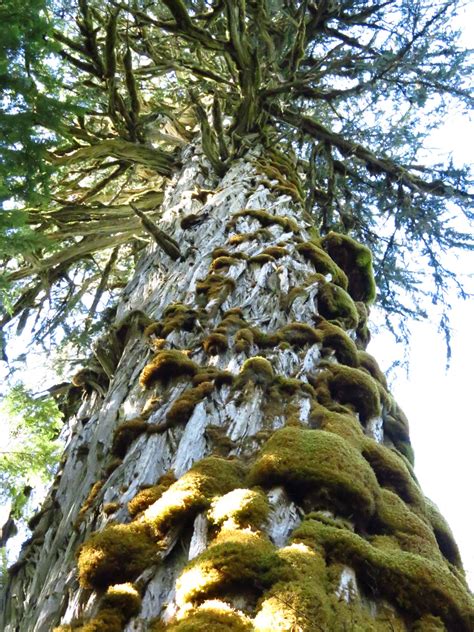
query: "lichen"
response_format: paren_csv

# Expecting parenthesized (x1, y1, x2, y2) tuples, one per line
(249, 426, 379, 523)
(321, 231, 376, 303)
(77, 523, 157, 590)
(313, 364, 381, 422)
(140, 350, 198, 388)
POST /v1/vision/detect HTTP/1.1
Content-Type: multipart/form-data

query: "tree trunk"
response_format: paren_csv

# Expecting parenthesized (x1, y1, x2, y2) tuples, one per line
(2, 143, 472, 632)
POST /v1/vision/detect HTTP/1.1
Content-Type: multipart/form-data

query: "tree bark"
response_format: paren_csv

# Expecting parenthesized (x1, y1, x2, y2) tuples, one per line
(1, 143, 472, 632)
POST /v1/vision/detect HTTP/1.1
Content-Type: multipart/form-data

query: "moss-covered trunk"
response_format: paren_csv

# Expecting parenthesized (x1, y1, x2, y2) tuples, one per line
(1, 144, 472, 632)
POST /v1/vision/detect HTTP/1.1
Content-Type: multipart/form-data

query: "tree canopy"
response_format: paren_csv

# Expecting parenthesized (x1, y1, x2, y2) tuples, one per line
(1, 0, 472, 367)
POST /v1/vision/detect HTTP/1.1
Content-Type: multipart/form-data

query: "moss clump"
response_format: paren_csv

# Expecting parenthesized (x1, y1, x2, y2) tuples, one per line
(76, 612, 124, 632)
(176, 528, 283, 605)
(357, 350, 388, 388)
(165, 382, 214, 427)
(321, 231, 376, 303)
(77, 523, 157, 590)
(254, 542, 330, 631)
(202, 332, 228, 355)
(248, 253, 276, 264)
(111, 419, 149, 458)
(235, 356, 274, 388)
(314, 364, 381, 422)
(101, 582, 142, 619)
(314, 317, 359, 366)
(228, 209, 299, 233)
(371, 488, 440, 560)
(228, 229, 273, 245)
(76, 481, 104, 526)
(195, 274, 235, 306)
(147, 303, 199, 338)
(204, 425, 236, 456)
(317, 280, 359, 329)
(425, 498, 464, 569)
(412, 615, 447, 631)
(296, 241, 349, 289)
(128, 472, 176, 518)
(234, 328, 254, 353)
(355, 301, 371, 348)
(103, 502, 120, 516)
(362, 439, 423, 509)
(210, 256, 243, 271)
(291, 518, 473, 631)
(249, 426, 379, 523)
(166, 600, 253, 631)
(309, 403, 365, 448)
(262, 245, 288, 258)
(140, 350, 198, 388)
(143, 457, 244, 537)
(279, 322, 319, 347)
(208, 488, 270, 529)
(192, 367, 234, 387)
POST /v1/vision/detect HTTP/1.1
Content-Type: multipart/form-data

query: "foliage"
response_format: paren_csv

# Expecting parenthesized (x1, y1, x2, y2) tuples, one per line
(0, 383, 63, 519)
(0, 0, 472, 362)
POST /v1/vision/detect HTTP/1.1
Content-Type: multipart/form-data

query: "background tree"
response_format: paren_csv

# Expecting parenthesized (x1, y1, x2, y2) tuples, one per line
(1, 1, 473, 631)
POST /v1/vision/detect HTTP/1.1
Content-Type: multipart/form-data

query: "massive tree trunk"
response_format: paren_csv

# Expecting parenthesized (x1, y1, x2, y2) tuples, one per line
(1, 144, 472, 632)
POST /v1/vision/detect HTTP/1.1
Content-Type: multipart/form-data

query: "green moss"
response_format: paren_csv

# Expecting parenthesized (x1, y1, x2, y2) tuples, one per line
(309, 403, 365, 448)
(296, 241, 349, 289)
(321, 231, 376, 303)
(77, 523, 157, 590)
(314, 317, 359, 366)
(165, 600, 253, 631)
(355, 301, 371, 348)
(362, 439, 424, 509)
(248, 253, 276, 264)
(176, 528, 283, 605)
(279, 322, 320, 347)
(192, 367, 234, 387)
(202, 333, 228, 355)
(77, 611, 124, 632)
(76, 481, 104, 526)
(317, 280, 359, 329)
(255, 542, 331, 631)
(140, 350, 198, 388)
(143, 457, 244, 537)
(165, 382, 214, 427)
(425, 498, 464, 569)
(281, 286, 307, 311)
(291, 518, 474, 631)
(208, 488, 270, 529)
(210, 256, 243, 271)
(235, 356, 274, 387)
(228, 229, 273, 245)
(204, 425, 236, 456)
(229, 209, 299, 233)
(314, 364, 381, 422)
(412, 614, 447, 631)
(111, 419, 149, 458)
(103, 502, 120, 516)
(384, 397, 411, 443)
(249, 426, 379, 523)
(356, 350, 388, 388)
(128, 472, 176, 518)
(261, 246, 288, 258)
(195, 274, 236, 307)
(101, 582, 142, 619)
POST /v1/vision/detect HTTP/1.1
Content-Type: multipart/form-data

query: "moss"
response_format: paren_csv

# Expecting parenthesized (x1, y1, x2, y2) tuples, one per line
(140, 350, 198, 388)
(166, 600, 253, 631)
(128, 472, 176, 518)
(281, 286, 307, 311)
(192, 367, 234, 387)
(77, 522, 157, 590)
(176, 528, 283, 605)
(233, 327, 256, 352)
(262, 246, 288, 258)
(249, 426, 379, 523)
(296, 241, 349, 289)
(254, 542, 330, 631)
(235, 356, 274, 388)
(202, 332, 228, 355)
(181, 214, 202, 230)
(248, 253, 275, 264)
(321, 232, 376, 303)
(77, 612, 124, 632)
(309, 403, 365, 448)
(314, 364, 381, 422)
(362, 439, 424, 509)
(228, 209, 299, 234)
(425, 498, 464, 569)
(143, 457, 244, 537)
(412, 614, 447, 631)
(314, 317, 359, 366)
(103, 458, 122, 479)
(101, 582, 142, 619)
(76, 481, 104, 526)
(317, 280, 360, 329)
(165, 382, 214, 427)
(357, 350, 388, 388)
(111, 419, 149, 458)
(210, 256, 243, 271)
(148, 304, 199, 338)
(228, 229, 273, 245)
(103, 502, 120, 516)
(208, 488, 270, 529)
(355, 301, 371, 348)
(204, 425, 236, 456)
(195, 274, 235, 307)
(279, 322, 320, 347)
(384, 398, 411, 443)
(291, 518, 474, 631)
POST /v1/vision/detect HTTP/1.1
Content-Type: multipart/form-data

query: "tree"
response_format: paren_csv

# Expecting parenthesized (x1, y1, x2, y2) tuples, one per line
(1, 1, 473, 630)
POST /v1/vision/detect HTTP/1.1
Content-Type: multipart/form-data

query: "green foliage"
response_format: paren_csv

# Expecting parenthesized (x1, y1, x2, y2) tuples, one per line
(0, 383, 63, 518)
